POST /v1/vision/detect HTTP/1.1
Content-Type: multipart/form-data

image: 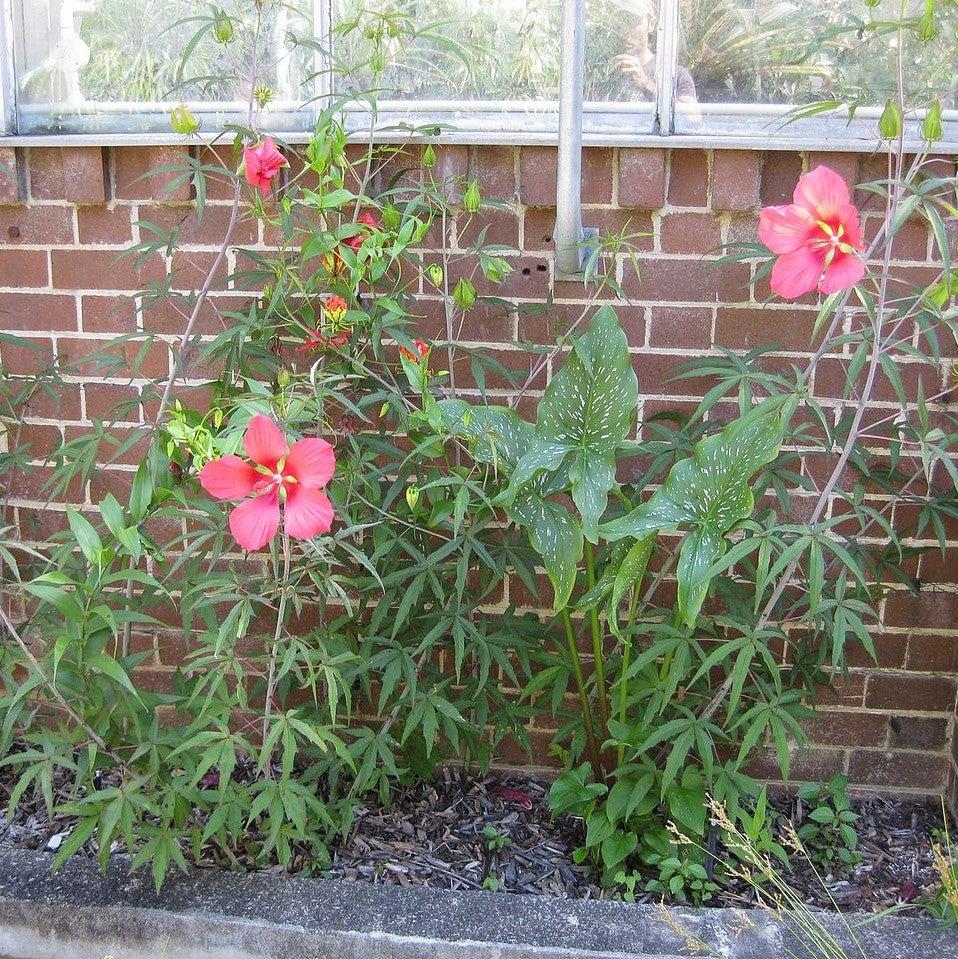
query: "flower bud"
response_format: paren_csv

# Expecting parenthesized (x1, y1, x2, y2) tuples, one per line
(462, 179, 481, 214)
(453, 277, 476, 310)
(170, 103, 200, 135)
(422, 144, 437, 168)
(427, 263, 444, 287)
(405, 485, 420, 510)
(213, 9, 234, 43)
(381, 203, 401, 231)
(879, 99, 902, 140)
(923, 99, 943, 142)
(277, 368, 291, 388)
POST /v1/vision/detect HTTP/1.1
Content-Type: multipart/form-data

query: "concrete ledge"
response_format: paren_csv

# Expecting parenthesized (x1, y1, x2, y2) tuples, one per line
(0, 846, 954, 959)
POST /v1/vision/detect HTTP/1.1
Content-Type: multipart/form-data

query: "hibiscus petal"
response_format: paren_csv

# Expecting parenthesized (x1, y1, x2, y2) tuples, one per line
(836, 202, 863, 249)
(284, 438, 335, 489)
(229, 490, 281, 551)
(770, 248, 823, 300)
(244, 415, 287, 470)
(199, 455, 259, 501)
(758, 203, 816, 254)
(284, 486, 335, 540)
(793, 165, 851, 221)
(819, 251, 865, 295)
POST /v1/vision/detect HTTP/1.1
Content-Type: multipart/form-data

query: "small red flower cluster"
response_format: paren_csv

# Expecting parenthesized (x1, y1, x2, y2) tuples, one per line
(241, 137, 288, 198)
(299, 295, 353, 352)
(400, 338, 431, 363)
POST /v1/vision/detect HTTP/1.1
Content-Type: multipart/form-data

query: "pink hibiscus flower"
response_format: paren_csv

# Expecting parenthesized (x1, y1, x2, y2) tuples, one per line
(199, 415, 335, 551)
(758, 165, 865, 299)
(242, 137, 288, 198)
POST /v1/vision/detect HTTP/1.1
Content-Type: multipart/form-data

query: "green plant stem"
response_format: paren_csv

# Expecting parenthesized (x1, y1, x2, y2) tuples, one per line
(584, 542, 610, 730)
(561, 608, 603, 778)
(616, 586, 640, 768)
(262, 530, 292, 761)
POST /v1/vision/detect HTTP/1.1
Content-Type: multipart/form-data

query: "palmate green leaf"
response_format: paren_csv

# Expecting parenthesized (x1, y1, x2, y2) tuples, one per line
(509, 306, 638, 542)
(603, 404, 784, 627)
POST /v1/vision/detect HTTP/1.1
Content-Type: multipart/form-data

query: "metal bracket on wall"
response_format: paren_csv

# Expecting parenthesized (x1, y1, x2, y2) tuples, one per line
(553, 0, 595, 282)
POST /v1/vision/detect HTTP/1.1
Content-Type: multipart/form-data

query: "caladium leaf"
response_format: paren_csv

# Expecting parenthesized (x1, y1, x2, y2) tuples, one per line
(509, 489, 583, 611)
(510, 307, 638, 543)
(602, 405, 784, 628)
(439, 399, 581, 610)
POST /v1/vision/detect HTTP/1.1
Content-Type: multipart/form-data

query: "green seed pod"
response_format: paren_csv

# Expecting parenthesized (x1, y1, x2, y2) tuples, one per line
(422, 144, 437, 168)
(427, 263, 444, 287)
(462, 179, 482, 214)
(381, 202, 401, 231)
(405, 485, 420, 510)
(923, 99, 944, 142)
(277, 368, 291, 388)
(213, 9, 234, 43)
(879, 99, 902, 140)
(453, 277, 476, 310)
(170, 103, 200, 135)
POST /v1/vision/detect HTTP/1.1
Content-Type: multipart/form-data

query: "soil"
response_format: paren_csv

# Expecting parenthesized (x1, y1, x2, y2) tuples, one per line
(0, 765, 948, 913)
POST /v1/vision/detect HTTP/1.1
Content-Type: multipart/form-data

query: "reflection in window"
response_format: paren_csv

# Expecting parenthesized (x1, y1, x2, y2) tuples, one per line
(676, 0, 958, 115)
(13, 0, 316, 131)
(332, 0, 564, 102)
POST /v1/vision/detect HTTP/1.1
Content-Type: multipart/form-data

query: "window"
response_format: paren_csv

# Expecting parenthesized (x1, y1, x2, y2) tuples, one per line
(1, 0, 956, 145)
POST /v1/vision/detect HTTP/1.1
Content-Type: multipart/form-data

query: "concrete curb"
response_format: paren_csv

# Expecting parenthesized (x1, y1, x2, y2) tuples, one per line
(0, 846, 954, 958)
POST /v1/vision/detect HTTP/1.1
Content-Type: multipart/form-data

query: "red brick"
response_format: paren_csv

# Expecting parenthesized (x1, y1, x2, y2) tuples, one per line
(29, 383, 82, 420)
(0, 148, 19, 204)
(715, 306, 817, 351)
(143, 204, 257, 247)
(618, 148, 666, 210)
(29, 147, 107, 204)
(647, 305, 711, 350)
(808, 152, 859, 192)
(889, 715, 949, 750)
(84, 383, 142, 422)
(518, 147, 557, 207)
(845, 633, 906, 669)
(429, 145, 469, 202)
(864, 674, 956, 712)
(885, 590, 958, 630)
(0, 249, 48, 287)
(0, 205, 73, 245)
(711, 151, 762, 211)
(746, 747, 845, 784)
(581, 148, 614, 204)
(0, 336, 54, 374)
(847, 750, 948, 789)
(19, 423, 63, 459)
(113, 146, 193, 201)
(668, 150, 708, 207)
(0, 292, 76, 332)
(457, 209, 519, 249)
(57, 337, 170, 380)
(80, 295, 138, 334)
(803, 711, 888, 747)
(76, 206, 133, 245)
(623, 257, 750, 303)
(906, 633, 958, 672)
(918, 550, 958, 586)
(660, 211, 722, 255)
(863, 215, 929, 262)
(51, 249, 165, 291)
(761, 152, 803, 206)
(471, 147, 516, 202)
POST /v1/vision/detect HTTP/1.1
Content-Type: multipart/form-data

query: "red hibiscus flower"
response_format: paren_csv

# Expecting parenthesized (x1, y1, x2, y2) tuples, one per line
(400, 338, 431, 363)
(242, 137, 288, 198)
(758, 165, 865, 299)
(199, 415, 335, 551)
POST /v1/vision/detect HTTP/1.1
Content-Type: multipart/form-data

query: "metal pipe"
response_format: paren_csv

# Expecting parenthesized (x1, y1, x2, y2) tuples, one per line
(554, 0, 590, 280)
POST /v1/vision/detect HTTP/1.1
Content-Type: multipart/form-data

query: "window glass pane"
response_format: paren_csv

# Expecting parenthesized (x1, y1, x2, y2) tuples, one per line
(674, 0, 958, 138)
(13, 0, 317, 134)
(332, 0, 563, 101)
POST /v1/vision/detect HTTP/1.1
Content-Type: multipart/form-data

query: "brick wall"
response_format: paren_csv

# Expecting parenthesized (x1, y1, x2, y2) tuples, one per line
(0, 143, 956, 800)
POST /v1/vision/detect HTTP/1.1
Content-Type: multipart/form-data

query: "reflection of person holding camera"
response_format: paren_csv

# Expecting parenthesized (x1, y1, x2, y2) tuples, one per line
(614, 0, 699, 116)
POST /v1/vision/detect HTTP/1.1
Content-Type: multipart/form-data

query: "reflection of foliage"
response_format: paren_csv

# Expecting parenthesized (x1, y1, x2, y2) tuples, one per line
(679, 0, 958, 107)
(21, 0, 315, 105)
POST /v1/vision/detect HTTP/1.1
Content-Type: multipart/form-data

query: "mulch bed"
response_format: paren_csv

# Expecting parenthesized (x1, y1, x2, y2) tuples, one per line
(0, 765, 948, 913)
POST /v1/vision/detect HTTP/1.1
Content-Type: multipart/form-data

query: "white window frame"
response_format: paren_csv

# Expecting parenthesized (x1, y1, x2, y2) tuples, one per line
(1, 0, 956, 150)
